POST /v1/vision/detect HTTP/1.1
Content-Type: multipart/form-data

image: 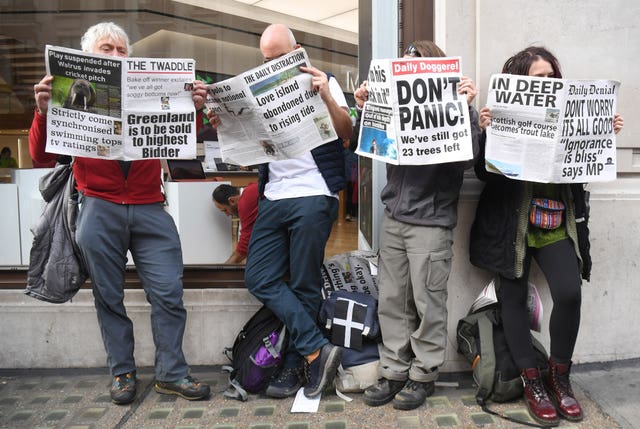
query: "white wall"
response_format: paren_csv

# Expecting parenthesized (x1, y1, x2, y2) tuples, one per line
(1, 171, 233, 268)
(359, 0, 399, 252)
(445, 179, 640, 369)
(164, 181, 232, 264)
(0, 289, 261, 368)
(439, 0, 640, 366)
(3, 0, 639, 370)
(443, 0, 639, 169)
(0, 183, 21, 265)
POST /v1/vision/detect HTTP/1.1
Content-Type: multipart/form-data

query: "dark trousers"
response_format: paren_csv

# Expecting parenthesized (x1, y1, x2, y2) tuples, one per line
(499, 238, 582, 369)
(244, 195, 337, 367)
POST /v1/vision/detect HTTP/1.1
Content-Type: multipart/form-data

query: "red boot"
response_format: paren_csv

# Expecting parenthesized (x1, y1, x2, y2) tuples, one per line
(544, 358, 584, 421)
(521, 368, 559, 426)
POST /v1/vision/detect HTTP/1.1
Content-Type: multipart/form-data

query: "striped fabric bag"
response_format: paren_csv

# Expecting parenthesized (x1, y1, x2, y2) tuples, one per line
(529, 198, 565, 229)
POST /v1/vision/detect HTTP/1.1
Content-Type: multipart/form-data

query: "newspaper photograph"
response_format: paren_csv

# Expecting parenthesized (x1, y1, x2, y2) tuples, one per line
(45, 45, 197, 161)
(356, 56, 473, 165)
(485, 74, 619, 183)
(204, 48, 337, 166)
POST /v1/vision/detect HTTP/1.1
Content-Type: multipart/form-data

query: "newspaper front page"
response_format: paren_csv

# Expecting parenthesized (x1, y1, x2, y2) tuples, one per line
(485, 74, 619, 183)
(204, 48, 338, 166)
(45, 45, 197, 161)
(356, 56, 473, 165)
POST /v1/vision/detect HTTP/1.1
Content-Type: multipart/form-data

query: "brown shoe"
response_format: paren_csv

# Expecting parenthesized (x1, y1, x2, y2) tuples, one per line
(544, 358, 583, 421)
(110, 371, 136, 405)
(521, 368, 559, 426)
(154, 375, 210, 400)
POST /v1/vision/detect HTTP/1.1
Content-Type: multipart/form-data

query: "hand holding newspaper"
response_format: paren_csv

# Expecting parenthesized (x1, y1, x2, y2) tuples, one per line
(44, 45, 198, 160)
(356, 56, 474, 165)
(470, 278, 543, 332)
(485, 74, 619, 183)
(204, 48, 338, 166)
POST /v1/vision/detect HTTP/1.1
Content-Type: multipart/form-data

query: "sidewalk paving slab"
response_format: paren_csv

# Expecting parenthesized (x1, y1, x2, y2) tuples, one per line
(0, 366, 628, 429)
(571, 358, 640, 429)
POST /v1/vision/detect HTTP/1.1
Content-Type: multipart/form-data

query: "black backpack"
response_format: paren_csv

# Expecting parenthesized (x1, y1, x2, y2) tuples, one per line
(457, 305, 549, 427)
(223, 305, 288, 401)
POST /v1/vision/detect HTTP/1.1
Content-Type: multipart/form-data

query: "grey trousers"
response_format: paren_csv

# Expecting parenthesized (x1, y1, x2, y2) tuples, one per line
(376, 213, 453, 383)
(76, 195, 189, 381)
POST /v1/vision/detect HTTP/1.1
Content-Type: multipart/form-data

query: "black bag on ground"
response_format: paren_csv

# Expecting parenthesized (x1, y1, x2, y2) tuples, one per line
(457, 305, 550, 427)
(320, 250, 381, 393)
(223, 305, 288, 401)
(457, 305, 548, 402)
(318, 290, 381, 392)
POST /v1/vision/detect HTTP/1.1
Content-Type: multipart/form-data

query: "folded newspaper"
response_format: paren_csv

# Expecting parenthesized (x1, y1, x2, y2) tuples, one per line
(485, 74, 619, 183)
(44, 45, 198, 161)
(356, 56, 474, 165)
(204, 48, 338, 166)
(470, 278, 543, 332)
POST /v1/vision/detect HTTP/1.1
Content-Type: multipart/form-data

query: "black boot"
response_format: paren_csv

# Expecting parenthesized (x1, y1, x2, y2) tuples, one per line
(362, 377, 406, 406)
(392, 379, 435, 410)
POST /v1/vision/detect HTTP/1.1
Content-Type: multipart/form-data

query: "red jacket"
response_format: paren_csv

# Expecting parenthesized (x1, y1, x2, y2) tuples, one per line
(236, 182, 259, 257)
(29, 110, 203, 205)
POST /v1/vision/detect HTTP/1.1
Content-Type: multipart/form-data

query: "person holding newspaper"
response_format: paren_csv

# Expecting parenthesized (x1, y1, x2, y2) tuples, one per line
(30, 22, 210, 405)
(469, 46, 624, 425)
(210, 23, 352, 399)
(354, 40, 481, 410)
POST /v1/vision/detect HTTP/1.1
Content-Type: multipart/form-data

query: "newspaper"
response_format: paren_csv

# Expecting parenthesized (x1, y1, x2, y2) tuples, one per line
(204, 48, 338, 166)
(485, 74, 619, 183)
(355, 56, 474, 165)
(470, 278, 543, 332)
(45, 45, 197, 160)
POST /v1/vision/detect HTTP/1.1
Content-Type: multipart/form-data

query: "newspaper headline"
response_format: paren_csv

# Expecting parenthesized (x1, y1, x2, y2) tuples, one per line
(45, 45, 197, 160)
(356, 56, 474, 165)
(485, 74, 619, 183)
(204, 48, 338, 166)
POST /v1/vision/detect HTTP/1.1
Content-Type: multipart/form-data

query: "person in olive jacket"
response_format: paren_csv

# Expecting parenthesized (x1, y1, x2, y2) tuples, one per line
(469, 46, 624, 425)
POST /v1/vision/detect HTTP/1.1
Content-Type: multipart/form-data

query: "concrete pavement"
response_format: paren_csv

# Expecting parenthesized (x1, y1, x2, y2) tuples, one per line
(0, 359, 637, 428)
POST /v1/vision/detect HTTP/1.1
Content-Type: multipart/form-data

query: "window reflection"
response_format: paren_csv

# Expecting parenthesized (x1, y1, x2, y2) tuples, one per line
(0, 0, 360, 259)
(0, 1, 358, 130)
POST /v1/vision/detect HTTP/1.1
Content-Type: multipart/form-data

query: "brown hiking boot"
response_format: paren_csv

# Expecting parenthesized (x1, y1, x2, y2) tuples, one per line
(544, 358, 583, 421)
(154, 375, 210, 400)
(110, 371, 136, 405)
(521, 368, 559, 426)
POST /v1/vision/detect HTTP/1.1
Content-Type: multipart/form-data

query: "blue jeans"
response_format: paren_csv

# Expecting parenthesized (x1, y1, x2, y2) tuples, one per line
(76, 196, 188, 381)
(244, 195, 338, 367)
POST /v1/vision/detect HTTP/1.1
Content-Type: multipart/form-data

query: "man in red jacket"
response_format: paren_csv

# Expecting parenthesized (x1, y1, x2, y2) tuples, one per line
(30, 22, 210, 405)
(212, 182, 259, 264)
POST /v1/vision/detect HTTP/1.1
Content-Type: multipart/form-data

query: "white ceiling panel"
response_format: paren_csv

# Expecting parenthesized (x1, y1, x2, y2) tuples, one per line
(173, 0, 358, 42)
(320, 9, 358, 32)
(239, 0, 358, 33)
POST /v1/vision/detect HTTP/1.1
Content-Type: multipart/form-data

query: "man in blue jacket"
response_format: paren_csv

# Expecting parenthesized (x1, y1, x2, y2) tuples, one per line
(244, 24, 353, 399)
